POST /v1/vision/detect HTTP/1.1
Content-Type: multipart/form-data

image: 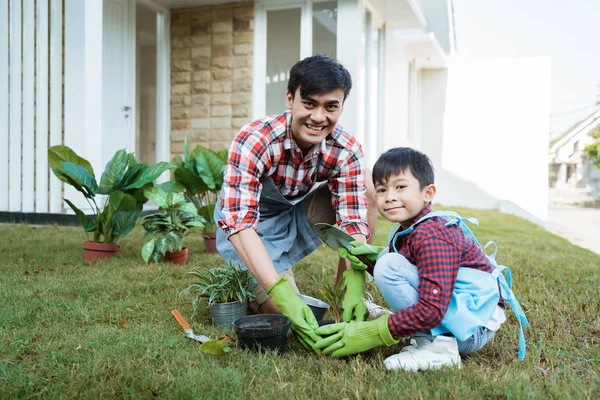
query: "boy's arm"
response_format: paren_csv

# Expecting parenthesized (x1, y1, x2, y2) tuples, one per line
(387, 236, 461, 339)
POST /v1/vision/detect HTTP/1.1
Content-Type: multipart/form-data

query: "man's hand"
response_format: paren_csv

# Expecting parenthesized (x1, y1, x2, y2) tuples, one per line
(340, 268, 368, 322)
(314, 315, 399, 358)
(267, 277, 322, 354)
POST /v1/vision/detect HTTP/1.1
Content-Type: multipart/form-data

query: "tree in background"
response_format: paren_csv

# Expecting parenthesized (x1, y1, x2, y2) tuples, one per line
(584, 125, 600, 167)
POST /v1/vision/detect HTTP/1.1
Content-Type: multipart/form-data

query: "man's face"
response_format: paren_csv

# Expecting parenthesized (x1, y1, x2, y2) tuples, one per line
(285, 88, 345, 152)
(374, 169, 436, 226)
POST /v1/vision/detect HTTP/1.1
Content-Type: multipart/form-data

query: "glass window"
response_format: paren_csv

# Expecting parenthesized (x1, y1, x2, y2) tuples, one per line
(266, 8, 301, 115)
(312, 1, 337, 58)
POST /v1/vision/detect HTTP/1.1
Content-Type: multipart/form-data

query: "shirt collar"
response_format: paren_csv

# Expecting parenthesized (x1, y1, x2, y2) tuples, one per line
(400, 204, 433, 230)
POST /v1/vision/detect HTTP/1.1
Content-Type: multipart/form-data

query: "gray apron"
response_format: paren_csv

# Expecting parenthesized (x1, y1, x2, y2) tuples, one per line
(214, 178, 323, 273)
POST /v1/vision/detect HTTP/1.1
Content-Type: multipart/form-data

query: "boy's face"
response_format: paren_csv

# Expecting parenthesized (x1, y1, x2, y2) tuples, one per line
(285, 88, 345, 152)
(374, 169, 436, 226)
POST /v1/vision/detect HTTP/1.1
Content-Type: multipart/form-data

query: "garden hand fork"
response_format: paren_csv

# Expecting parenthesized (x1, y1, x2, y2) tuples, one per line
(171, 309, 210, 343)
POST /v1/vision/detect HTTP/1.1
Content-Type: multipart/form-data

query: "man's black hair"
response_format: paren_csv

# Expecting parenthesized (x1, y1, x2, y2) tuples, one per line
(287, 55, 352, 100)
(372, 147, 435, 189)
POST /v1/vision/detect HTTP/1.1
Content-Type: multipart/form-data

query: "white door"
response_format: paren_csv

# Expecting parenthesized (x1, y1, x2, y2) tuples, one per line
(103, 0, 135, 166)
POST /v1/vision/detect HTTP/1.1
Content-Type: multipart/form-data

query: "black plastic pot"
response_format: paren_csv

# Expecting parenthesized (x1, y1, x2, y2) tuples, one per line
(233, 314, 290, 352)
(318, 319, 336, 327)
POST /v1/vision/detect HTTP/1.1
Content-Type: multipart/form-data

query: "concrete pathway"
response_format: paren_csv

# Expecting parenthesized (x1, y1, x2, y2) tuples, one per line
(547, 204, 600, 255)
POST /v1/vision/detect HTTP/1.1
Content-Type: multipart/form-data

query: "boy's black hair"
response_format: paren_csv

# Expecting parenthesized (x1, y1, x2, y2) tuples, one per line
(287, 55, 352, 100)
(372, 147, 435, 189)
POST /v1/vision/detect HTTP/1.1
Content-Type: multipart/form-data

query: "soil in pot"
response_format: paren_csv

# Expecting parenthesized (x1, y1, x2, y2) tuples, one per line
(165, 247, 188, 265)
(233, 314, 290, 352)
(203, 232, 218, 254)
(318, 319, 336, 327)
(83, 241, 119, 262)
(298, 294, 330, 321)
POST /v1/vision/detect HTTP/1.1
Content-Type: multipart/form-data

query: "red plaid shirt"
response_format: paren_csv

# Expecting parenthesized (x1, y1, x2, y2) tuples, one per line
(387, 205, 496, 338)
(218, 110, 370, 239)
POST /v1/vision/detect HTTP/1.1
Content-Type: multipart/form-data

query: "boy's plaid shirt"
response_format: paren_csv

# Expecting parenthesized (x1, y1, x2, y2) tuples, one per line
(387, 205, 497, 338)
(218, 110, 370, 239)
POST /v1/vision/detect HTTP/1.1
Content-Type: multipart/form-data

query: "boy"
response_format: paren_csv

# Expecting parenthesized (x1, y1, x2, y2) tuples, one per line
(215, 55, 378, 353)
(315, 147, 507, 371)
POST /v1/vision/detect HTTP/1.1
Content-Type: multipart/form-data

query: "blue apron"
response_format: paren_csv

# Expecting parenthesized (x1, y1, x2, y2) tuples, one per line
(214, 178, 323, 274)
(389, 210, 530, 360)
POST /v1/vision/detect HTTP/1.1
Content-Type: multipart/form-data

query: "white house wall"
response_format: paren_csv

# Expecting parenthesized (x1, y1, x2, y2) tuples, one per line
(432, 57, 551, 225)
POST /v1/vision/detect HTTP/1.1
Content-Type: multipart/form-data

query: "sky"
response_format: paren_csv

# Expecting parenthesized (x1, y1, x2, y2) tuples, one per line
(452, 0, 600, 139)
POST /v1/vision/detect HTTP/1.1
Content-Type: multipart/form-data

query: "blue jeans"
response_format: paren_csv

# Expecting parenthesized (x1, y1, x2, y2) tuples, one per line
(374, 251, 495, 356)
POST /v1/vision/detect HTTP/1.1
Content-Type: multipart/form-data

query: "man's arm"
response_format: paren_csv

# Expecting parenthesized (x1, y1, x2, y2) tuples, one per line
(229, 228, 279, 290)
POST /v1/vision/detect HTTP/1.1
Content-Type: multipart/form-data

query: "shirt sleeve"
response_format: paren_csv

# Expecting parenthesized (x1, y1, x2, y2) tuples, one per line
(387, 236, 462, 338)
(217, 127, 269, 238)
(328, 144, 370, 238)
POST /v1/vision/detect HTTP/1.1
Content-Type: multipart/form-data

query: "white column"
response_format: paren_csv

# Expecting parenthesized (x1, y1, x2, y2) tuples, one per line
(9, 0, 22, 211)
(22, 0, 35, 212)
(64, 0, 103, 212)
(336, 0, 363, 138)
(155, 10, 171, 172)
(49, 0, 63, 213)
(300, 0, 312, 59)
(36, 0, 50, 213)
(0, 0, 8, 211)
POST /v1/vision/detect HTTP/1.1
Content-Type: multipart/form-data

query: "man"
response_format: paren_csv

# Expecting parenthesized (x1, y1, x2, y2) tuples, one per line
(214, 55, 377, 352)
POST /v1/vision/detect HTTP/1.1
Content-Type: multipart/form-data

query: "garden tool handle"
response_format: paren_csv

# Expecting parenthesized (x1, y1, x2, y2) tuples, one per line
(171, 309, 191, 332)
(355, 254, 375, 276)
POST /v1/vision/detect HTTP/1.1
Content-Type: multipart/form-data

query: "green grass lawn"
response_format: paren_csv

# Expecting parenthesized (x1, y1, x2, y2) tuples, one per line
(1, 208, 599, 399)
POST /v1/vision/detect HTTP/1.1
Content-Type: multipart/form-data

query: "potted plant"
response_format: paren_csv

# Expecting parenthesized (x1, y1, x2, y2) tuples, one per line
(171, 137, 227, 254)
(48, 145, 173, 261)
(140, 186, 206, 265)
(182, 262, 254, 329)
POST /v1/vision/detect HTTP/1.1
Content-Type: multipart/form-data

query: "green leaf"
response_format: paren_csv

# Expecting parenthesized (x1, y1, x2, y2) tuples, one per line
(112, 209, 140, 239)
(48, 145, 95, 179)
(118, 163, 145, 191)
(199, 339, 232, 355)
(184, 137, 191, 169)
(166, 192, 186, 207)
(108, 191, 137, 211)
(156, 181, 185, 194)
(199, 204, 216, 225)
(61, 162, 99, 196)
(64, 199, 96, 232)
(141, 239, 156, 263)
(178, 202, 197, 215)
(52, 169, 90, 198)
(164, 231, 183, 252)
(128, 152, 138, 166)
(171, 155, 184, 169)
(99, 149, 128, 190)
(123, 162, 174, 189)
(191, 146, 216, 190)
(174, 167, 209, 195)
(216, 149, 228, 163)
(143, 186, 169, 209)
(155, 236, 171, 255)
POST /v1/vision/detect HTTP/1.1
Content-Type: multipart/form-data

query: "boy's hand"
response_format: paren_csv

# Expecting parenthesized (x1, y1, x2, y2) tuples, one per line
(348, 241, 386, 263)
(314, 315, 399, 358)
(340, 269, 368, 322)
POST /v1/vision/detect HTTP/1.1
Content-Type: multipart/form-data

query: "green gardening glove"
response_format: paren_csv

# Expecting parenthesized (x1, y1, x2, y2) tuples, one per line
(314, 315, 399, 358)
(267, 277, 322, 354)
(348, 241, 386, 264)
(340, 269, 368, 322)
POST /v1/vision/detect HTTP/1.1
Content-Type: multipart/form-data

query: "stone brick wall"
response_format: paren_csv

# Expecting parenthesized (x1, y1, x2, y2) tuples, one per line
(170, 2, 254, 156)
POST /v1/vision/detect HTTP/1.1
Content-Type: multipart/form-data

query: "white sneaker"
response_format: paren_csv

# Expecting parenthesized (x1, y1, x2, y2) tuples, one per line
(364, 292, 393, 320)
(384, 335, 462, 371)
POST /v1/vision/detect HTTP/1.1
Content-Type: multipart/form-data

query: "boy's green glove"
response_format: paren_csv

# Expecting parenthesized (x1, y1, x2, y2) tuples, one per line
(267, 277, 322, 354)
(314, 315, 399, 358)
(340, 269, 368, 322)
(339, 241, 386, 271)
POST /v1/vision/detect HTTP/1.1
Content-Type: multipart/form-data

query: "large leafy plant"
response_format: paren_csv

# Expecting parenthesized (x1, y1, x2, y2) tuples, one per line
(48, 145, 172, 244)
(141, 186, 206, 263)
(182, 262, 254, 307)
(171, 137, 228, 232)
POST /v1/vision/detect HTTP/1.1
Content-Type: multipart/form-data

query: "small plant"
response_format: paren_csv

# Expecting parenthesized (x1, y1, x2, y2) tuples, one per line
(48, 145, 173, 244)
(182, 262, 254, 308)
(140, 186, 206, 263)
(171, 137, 228, 233)
(318, 277, 346, 324)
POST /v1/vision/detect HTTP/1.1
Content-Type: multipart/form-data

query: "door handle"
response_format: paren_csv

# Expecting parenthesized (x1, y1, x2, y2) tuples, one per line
(123, 106, 131, 111)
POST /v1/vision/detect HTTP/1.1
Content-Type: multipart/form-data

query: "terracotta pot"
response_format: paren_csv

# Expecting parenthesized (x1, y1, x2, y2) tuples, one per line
(203, 232, 218, 254)
(83, 241, 119, 262)
(165, 247, 188, 265)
